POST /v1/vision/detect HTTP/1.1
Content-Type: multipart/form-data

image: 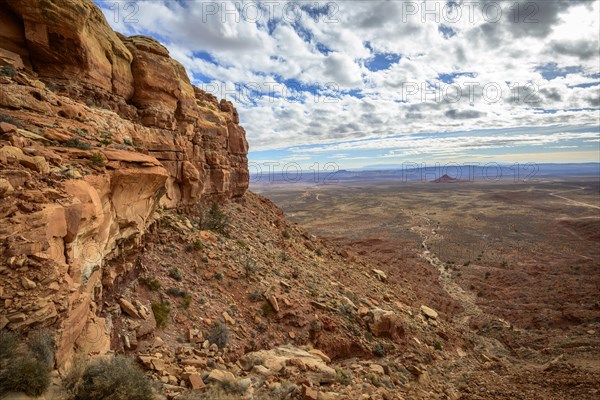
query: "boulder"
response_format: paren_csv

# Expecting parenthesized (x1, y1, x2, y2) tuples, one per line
(372, 269, 388, 282)
(188, 373, 205, 390)
(420, 305, 438, 320)
(20, 276, 36, 289)
(119, 298, 141, 318)
(240, 346, 336, 384)
(0, 178, 14, 196)
(368, 308, 404, 340)
(302, 385, 319, 400)
(207, 369, 236, 384)
(0, 146, 49, 173)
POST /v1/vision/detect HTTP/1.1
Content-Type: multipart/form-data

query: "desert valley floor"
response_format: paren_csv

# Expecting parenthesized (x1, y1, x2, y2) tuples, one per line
(254, 177, 600, 399)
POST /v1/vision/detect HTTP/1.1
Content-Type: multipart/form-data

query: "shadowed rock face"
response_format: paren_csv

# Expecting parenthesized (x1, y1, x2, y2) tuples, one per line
(0, 0, 248, 368)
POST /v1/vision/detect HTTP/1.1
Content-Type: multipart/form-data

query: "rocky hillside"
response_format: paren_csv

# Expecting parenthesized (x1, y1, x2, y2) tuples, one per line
(0, 0, 247, 373)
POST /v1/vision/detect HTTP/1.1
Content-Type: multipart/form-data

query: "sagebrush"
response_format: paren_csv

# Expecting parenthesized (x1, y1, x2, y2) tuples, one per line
(69, 355, 153, 400)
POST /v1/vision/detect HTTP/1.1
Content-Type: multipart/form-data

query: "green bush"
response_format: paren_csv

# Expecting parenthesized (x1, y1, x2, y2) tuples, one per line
(0, 352, 51, 396)
(182, 293, 193, 309)
(65, 137, 92, 150)
(72, 356, 153, 400)
(151, 301, 170, 328)
(166, 288, 193, 309)
(140, 277, 161, 291)
(310, 319, 322, 333)
(261, 302, 274, 318)
(70, 128, 89, 137)
(63, 352, 86, 396)
(207, 321, 229, 349)
(186, 238, 203, 253)
(169, 267, 182, 281)
(0, 330, 53, 396)
(373, 343, 386, 357)
(248, 290, 262, 302)
(166, 287, 185, 297)
(201, 203, 229, 235)
(336, 368, 352, 386)
(0, 66, 16, 77)
(243, 256, 257, 278)
(88, 152, 106, 168)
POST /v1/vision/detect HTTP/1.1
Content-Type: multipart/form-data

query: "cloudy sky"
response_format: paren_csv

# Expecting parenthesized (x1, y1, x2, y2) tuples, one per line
(96, 0, 600, 169)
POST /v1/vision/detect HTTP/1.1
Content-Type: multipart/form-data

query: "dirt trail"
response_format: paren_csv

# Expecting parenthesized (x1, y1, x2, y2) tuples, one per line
(411, 213, 487, 324)
(549, 187, 600, 210)
(408, 211, 516, 363)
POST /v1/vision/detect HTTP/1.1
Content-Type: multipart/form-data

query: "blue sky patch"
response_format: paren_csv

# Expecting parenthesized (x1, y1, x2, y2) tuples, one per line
(365, 52, 401, 72)
(438, 72, 476, 84)
(291, 22, 313, 43)
(439, 25, 457, 39)
(535, 63, 583, 80)
(301, 3, 336, 22)
(316, 42, 332, 55)
(192, 51, 218, 65)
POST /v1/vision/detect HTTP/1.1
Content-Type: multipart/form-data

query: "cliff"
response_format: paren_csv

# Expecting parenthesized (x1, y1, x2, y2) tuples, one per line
(0, 0, 248, 369)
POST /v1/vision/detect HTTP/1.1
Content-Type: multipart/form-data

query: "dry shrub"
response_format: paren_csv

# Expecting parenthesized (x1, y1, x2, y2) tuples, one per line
(71, 355, 153, 400)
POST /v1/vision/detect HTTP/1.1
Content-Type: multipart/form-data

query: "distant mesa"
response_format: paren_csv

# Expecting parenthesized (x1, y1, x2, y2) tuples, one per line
(433, 174, 459, 183)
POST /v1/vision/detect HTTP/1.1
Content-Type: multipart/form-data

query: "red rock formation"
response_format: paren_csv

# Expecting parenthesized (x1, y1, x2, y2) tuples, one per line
(0, 0, 248, 369)
(0, 0, 249, 202)
(1, 0, 134, 97)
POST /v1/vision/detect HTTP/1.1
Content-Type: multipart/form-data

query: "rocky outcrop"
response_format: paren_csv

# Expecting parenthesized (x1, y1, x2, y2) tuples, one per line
(239, 346, 337, 384)
(1, 0, 134, 97)
(0, 0, 248, 370)
(0, 0, 248, 203)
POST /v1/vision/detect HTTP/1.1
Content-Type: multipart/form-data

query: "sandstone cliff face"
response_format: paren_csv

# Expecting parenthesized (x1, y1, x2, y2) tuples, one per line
(0, 0, 248, 369)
